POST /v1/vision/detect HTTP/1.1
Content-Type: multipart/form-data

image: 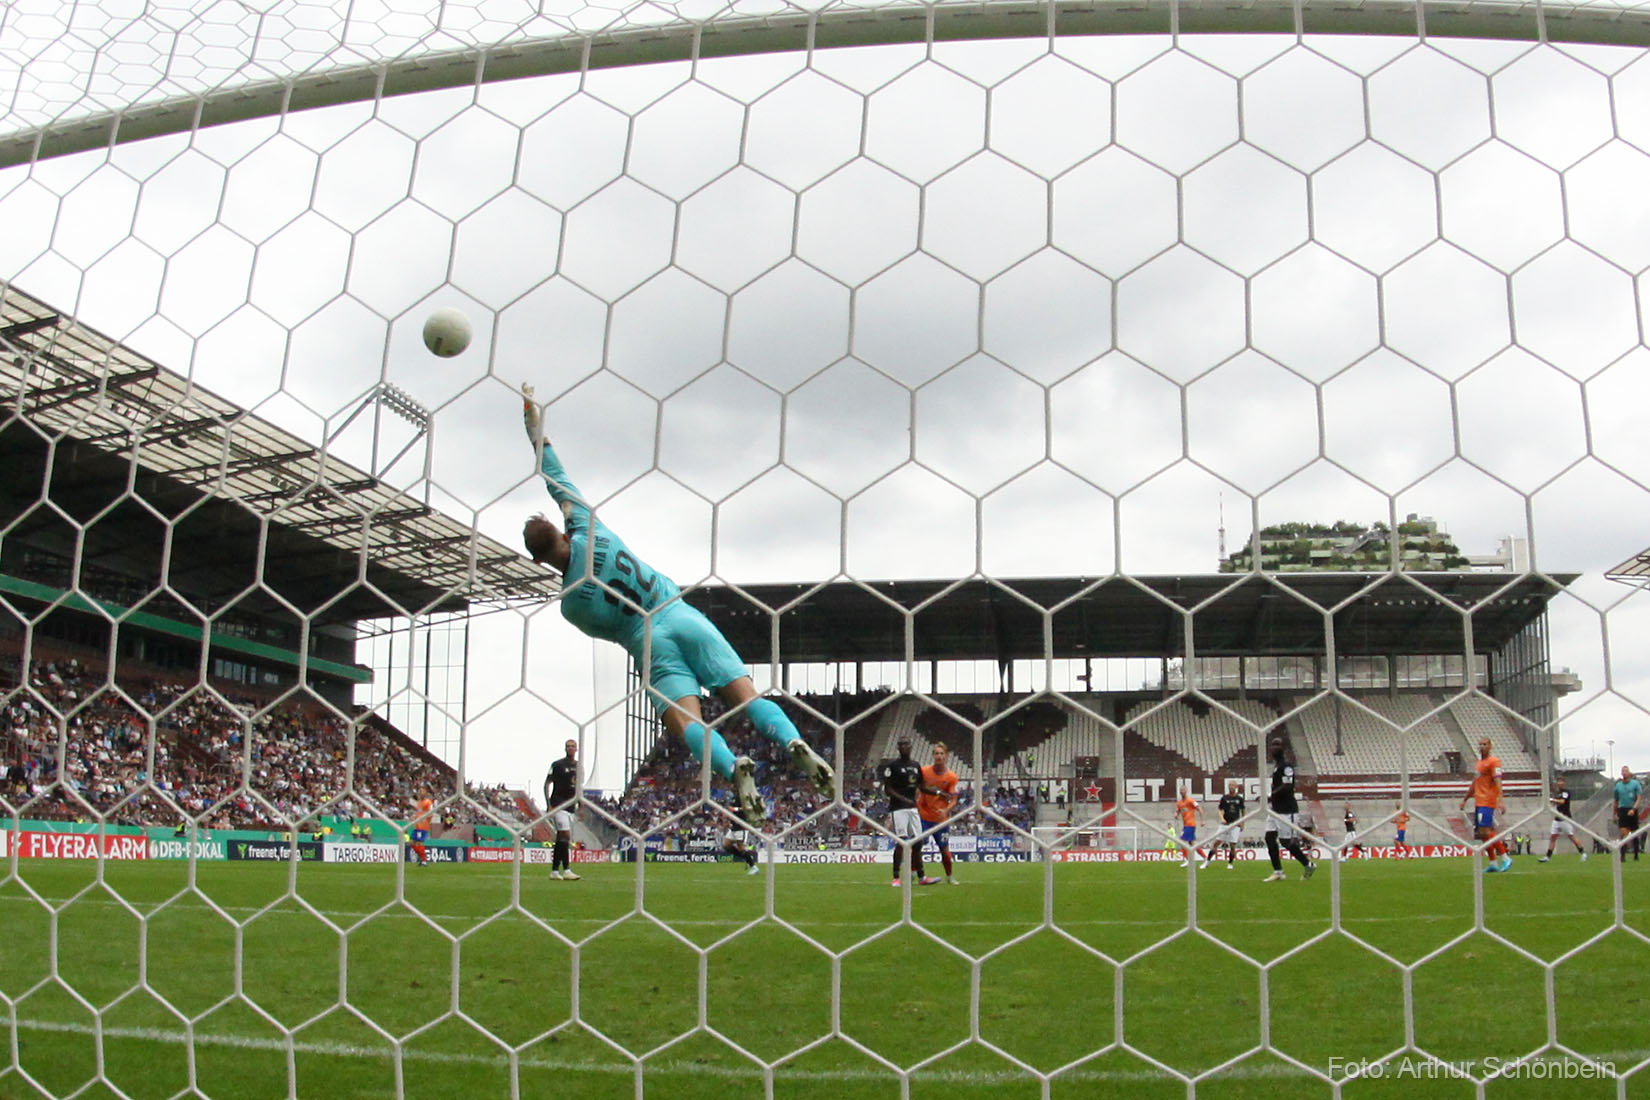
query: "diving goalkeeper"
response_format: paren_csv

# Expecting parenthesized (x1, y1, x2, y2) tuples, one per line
(519, 385, 833, 825)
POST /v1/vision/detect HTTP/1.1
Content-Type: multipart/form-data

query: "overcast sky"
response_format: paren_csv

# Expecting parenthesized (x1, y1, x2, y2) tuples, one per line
(3, 9, 1649, 793)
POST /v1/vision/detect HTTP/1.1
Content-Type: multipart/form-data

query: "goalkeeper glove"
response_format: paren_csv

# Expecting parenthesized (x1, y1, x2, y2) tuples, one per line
(521, 382, 541, 443)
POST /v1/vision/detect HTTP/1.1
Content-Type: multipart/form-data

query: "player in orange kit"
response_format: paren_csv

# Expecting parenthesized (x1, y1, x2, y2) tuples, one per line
(918, 742, 961, 885)
(1175, 788, 1203, 866)
(411, 791, 433, 867)
(1458, 738, 1512, 873)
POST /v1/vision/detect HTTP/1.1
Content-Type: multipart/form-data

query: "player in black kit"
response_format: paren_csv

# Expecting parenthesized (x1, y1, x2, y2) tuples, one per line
(722, 822, 762, 875)
(1263, 737, 1316, 883)
(1341, 804, 1363, 861)
(1539, 775, 1588, 863)
(1200, 781, 1246, 870)
(544, 739, 581, 881)
(884, 737, 937, 887)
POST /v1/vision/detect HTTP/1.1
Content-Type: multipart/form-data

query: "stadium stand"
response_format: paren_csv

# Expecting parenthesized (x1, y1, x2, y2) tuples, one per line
(1293, 691, 1540, 777)
(596, 693, 843, 841)
(1043, 697, 1115, 779)
(1120, 729, 1201, 782)
(866, 696, 927, 765)
(838, 692, 1284, 788)
(911, 697, 992, 777)
(988, 698, 1069, 772)
(1293, 693, 1462, 776)
(823, 689, 896, 788)
(582, 676, 1557, 848)
(1, 649, 535, 832)
(1122, 698, 1279, 772)
(1444, 693, 1540, 771)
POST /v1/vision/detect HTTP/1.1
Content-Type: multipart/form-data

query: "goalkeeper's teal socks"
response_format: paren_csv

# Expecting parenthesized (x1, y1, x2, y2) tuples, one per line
(746, 697, 801, 750)
(679, 698, 799, 780)
(682, 722, 738, 780)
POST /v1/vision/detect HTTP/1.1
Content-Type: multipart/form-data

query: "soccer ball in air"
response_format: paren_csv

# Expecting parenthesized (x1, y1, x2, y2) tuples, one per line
(422, 308, 472, 358)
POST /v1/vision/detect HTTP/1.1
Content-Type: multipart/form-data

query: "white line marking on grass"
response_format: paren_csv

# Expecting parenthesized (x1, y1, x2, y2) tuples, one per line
(0, 893, 1643, 930)
(14, 1018, 1645, 1083)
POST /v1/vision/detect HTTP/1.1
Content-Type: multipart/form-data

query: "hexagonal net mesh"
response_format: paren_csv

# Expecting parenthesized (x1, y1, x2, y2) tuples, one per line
(2, 1, 1650, 1097)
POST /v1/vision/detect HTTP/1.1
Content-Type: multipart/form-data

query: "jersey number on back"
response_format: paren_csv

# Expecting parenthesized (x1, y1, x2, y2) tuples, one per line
(605, 550, 657, 614)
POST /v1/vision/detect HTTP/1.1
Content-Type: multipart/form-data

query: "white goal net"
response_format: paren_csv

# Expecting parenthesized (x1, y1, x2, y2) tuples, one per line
(2, 1, 1649, 1097)
(1033, 824, 1143, 854)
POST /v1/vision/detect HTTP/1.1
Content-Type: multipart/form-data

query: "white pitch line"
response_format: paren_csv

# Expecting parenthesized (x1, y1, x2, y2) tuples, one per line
(0, 892, 1643, 930)
(11, 1018, 1645, 1084)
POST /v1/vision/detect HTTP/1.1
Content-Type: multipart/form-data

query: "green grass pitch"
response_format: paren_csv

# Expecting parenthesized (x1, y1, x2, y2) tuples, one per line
(2, 854, 1646, 1099)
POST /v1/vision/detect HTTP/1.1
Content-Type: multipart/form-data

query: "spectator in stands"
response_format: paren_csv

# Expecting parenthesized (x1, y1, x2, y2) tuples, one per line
(0, 654, 529, 835)
(518, 384, 833, 826)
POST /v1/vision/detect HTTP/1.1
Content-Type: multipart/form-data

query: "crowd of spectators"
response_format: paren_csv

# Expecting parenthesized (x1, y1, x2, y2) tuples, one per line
(2, 652, 532, 832)
(591, 694, 846, 842)
(588, 687, 1041, 845)
(4, 654, 1037, 844)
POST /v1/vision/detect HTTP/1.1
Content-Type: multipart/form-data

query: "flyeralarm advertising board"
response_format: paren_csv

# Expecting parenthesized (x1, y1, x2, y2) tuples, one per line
(18, 831, 148, 860)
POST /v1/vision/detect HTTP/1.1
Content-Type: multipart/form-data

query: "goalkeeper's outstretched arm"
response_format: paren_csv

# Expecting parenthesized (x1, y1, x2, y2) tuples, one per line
(521, 384, 586, 572)
(521, 383, 589, 533)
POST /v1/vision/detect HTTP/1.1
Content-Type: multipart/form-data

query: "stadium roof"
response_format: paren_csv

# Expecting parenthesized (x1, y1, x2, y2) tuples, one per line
(684, 571, 1577, 666)
(1606, 545, 1650, 584)
(1, 286, 557, 625)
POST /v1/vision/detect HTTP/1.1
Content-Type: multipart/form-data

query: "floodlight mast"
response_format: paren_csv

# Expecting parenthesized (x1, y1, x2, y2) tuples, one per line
(328, 382, 431, 491)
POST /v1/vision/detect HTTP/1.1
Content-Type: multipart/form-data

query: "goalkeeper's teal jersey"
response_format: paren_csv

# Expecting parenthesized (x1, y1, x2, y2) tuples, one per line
(536, 441, 681, 646)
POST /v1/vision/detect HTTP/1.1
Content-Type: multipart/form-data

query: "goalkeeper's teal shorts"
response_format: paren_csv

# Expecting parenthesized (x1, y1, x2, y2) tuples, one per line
(626, 602, 747, 711)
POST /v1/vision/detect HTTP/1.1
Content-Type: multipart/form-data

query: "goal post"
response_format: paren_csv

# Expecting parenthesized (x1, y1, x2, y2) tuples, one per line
(1, 1, 1644, 1097)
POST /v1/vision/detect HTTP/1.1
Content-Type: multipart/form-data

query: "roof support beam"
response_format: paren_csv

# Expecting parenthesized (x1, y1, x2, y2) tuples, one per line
(279, 504, 432, 532)
(79, 408, 242, 448)
(23, 366, 161, 413)
(165, 448, 318, 481)
(1, 314, 61, 343)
